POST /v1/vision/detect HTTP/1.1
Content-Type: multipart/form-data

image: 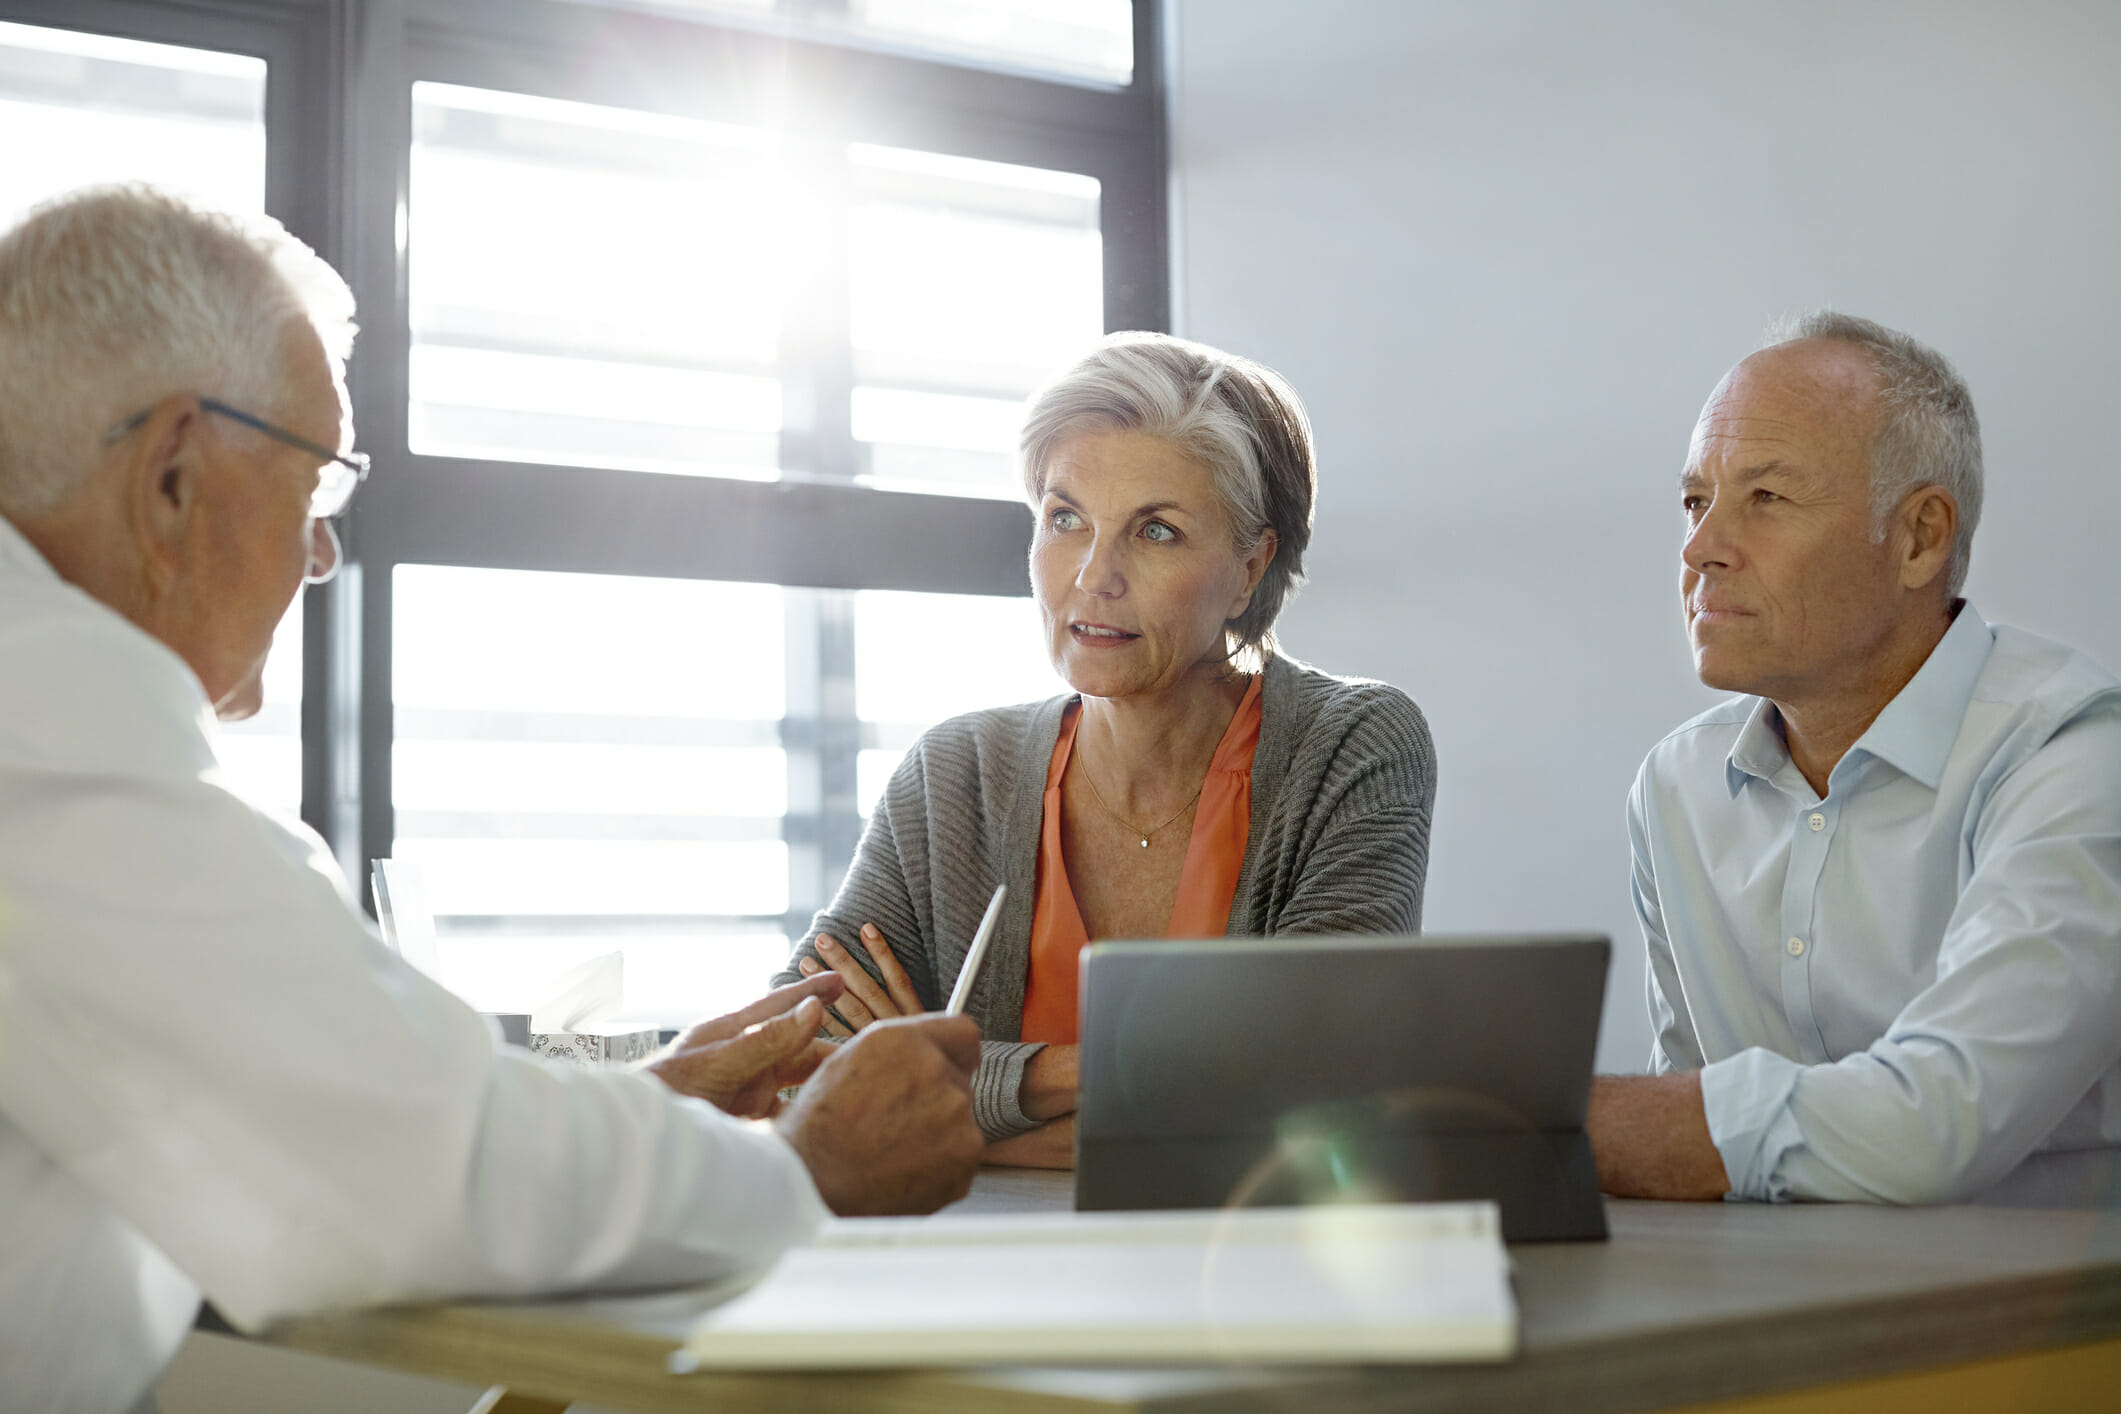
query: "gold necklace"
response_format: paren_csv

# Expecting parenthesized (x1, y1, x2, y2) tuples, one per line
(1074, 751, 1204, 849)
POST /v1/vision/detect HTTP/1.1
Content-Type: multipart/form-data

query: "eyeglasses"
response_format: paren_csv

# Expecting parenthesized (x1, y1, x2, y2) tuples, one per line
(105, 397, 371, 519)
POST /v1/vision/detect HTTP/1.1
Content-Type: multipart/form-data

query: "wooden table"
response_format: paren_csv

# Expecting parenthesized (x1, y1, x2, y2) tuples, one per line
(262, 1169, 2121, 1413)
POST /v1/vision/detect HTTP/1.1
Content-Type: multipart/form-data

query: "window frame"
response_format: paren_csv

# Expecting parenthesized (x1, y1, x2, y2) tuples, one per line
(0, 0, 1166, 947)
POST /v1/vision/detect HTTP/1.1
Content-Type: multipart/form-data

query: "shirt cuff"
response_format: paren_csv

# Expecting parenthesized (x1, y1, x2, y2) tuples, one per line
(973, 1040, 1047, 1140)
(1700, 1047, 1808, 1202)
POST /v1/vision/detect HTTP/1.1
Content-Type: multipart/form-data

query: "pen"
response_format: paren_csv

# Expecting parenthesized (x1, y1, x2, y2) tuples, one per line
(944, 884, 1007, 1017)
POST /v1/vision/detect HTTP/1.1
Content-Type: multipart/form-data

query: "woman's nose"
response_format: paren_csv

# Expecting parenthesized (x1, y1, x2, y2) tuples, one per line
(305, 518, 342, 585)
(1076, 537, 1124, 596)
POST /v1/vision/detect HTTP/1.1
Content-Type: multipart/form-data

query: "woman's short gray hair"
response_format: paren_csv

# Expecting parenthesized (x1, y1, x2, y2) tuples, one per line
(0, 184, 356, 517)
(1019, 331, 1316, 663)
(1764, 310, 1984, 597)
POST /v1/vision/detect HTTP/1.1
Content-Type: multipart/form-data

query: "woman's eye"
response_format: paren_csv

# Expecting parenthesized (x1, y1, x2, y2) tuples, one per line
(1048, 507, 1082, 531)
(1752, 488, 1780, 504)
(1142, 520, 1177, 543)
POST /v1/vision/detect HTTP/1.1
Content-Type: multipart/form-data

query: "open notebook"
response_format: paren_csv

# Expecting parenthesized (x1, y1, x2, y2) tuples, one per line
(673, 1202, 1515, 1370)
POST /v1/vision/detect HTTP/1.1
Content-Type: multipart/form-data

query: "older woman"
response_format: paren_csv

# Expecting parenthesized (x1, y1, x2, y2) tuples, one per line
(775, 332, 1434, 1166)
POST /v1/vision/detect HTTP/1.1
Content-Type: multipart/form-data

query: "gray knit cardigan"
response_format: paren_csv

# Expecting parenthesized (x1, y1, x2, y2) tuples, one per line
(771, 652, 1436, 1138)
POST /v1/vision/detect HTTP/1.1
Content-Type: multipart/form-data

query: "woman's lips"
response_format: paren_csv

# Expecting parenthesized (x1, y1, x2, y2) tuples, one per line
(1070, 622, 1140, 647)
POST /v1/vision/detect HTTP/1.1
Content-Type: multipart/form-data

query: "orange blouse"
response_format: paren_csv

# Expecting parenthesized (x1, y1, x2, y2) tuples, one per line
(1019, 676, 1264, 1044)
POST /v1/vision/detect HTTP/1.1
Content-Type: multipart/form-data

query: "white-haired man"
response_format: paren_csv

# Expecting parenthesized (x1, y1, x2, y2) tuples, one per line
(1589, 312, 2121, 1205)
(0, 186, 985, 1414)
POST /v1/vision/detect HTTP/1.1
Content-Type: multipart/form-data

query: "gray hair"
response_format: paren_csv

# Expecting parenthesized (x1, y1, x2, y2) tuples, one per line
(1019, 331, 1316, 664)
(0, 184, 356, 517)
(1763, 310, 1983, 597)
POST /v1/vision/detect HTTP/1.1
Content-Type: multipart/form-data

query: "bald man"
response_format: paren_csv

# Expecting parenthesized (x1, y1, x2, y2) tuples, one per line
(1591, 312, 2121, 1206)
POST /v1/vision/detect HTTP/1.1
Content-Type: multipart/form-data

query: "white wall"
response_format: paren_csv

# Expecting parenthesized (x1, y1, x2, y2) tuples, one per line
(1167, 0, 2121, 1070)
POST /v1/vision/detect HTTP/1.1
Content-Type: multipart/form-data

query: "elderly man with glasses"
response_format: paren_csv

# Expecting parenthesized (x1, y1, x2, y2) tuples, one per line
(0, 185, 986, 1414)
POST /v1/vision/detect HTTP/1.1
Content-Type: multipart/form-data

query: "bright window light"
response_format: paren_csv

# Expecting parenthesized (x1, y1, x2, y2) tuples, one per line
(849, 144, 1100, 498)
(853, 588, 1065, 813)
(409, 82, 791, 479)
(0, 21, 265, 228)
(392, 564, 795, 1024)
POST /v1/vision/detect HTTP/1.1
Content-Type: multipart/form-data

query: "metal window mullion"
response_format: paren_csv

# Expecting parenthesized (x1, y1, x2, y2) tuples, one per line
(779, 130, 861, 941)
(346, 0, 415, 899)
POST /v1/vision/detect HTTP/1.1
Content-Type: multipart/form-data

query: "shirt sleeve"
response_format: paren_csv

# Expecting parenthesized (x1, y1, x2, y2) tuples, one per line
(1700, 701, 2121, 1203)
(1631, 766, 1705, 1075)
(0, 616, 827, 1332)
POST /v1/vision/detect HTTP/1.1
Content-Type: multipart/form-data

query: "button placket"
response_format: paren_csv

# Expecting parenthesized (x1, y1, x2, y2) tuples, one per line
(1777, 794, 1832, 1061)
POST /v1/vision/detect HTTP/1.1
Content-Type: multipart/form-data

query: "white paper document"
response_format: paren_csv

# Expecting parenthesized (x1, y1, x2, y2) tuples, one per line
(673, 1202, 1516, 1370)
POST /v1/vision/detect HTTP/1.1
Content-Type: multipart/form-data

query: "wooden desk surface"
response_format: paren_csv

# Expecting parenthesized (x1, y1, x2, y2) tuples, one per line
(263, 1170, 2121, 1413)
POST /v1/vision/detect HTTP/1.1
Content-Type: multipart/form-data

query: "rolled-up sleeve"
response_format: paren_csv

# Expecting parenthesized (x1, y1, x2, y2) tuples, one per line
(1702, 706, 2121, 1203)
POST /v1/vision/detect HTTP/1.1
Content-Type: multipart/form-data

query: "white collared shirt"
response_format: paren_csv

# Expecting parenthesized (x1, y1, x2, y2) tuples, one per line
(1631, 604, 2121, 1203)
(0, 517, 827, 1414)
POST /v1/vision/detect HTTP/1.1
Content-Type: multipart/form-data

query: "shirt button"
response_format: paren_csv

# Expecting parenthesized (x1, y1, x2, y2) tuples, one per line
(1786, 936, 1807, 958)
(1808, 812, 1826, 832)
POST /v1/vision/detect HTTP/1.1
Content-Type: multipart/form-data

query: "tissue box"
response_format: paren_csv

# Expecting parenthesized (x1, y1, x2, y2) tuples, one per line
(531, 1025, 661, 1066)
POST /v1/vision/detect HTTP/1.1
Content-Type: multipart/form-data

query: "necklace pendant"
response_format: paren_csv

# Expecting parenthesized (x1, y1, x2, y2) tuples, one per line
(1140, 837, 1150, 849)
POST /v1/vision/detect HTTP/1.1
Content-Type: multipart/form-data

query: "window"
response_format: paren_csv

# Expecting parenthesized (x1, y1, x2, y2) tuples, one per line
(392, 565, 792, 1024)
(854, 589, 1064, 813)
(408, 83, 788, 479)
(560, 0, 1135, 87)
(0, 21, 265, 224)
(850, 146, 1103, 499)
(6, 0, 1164, 1022)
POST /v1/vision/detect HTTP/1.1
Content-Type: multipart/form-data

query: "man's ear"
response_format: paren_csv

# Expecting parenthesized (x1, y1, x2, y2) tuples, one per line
(119, 396, 205, 598)
(1895, 485, 1959, 593)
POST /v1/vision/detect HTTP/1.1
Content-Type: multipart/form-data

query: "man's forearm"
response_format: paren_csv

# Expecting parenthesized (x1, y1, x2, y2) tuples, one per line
(1588, 1072, 1731, 1200)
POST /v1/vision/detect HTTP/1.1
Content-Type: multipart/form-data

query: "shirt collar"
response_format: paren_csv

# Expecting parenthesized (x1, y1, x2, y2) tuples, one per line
(0, 513, 60, 584)
(1723, 698, 1776, 796)
(1848, 602, 1993, 790)
(1724, 602, 1994, 797)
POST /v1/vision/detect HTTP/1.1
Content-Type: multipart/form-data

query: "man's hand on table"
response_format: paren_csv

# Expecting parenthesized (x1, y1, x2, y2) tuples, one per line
(1587, 1072, 1732, 1200)
(644, 973, 846, 1118)
(778, 1014, 986, 1215)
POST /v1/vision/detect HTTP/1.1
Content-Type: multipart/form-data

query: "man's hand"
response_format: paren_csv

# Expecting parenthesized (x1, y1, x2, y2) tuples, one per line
(798, 924, 922, 1037)
(778, 1014, 985, 1215)
(1587, 1072, 1732, 1200)
(644, 974, 845, 1119)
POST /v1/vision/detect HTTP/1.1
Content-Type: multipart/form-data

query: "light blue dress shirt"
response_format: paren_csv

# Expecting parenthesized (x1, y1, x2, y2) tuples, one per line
(1630, 604, 2121, 1203)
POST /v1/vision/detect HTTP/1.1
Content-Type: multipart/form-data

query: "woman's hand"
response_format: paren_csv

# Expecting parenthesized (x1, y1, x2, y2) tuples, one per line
(984, 1115, 1076, 1170)
(799, 923, 925, 1037)
(644, 972, 845, 1118)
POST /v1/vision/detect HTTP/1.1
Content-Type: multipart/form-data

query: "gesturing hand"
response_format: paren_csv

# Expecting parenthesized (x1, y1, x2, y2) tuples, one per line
(799, 923, 924, 1036)
(644, 973, 846, 1119)
(779, 1013, 985, 1215)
